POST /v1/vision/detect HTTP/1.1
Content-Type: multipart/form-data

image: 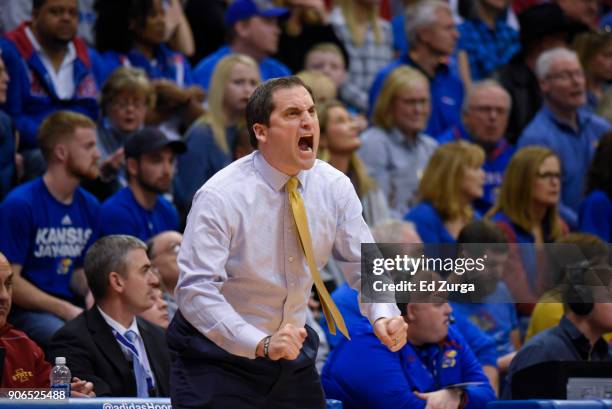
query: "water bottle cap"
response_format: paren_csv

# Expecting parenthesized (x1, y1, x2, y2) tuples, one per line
(55, 357, 66, 365)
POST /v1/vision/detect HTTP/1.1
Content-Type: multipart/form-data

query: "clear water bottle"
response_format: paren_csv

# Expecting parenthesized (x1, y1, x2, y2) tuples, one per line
(50, 357, 71, 398)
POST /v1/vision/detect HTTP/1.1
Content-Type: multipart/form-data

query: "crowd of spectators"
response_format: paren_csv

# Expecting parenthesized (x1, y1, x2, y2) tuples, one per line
(1, 0, 612, 406)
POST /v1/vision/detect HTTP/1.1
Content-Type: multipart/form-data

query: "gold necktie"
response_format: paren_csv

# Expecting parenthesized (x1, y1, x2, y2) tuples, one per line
(286, 177, 350, 339)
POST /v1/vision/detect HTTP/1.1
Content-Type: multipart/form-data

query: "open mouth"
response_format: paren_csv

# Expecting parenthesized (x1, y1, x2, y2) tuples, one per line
(298, 135, 314, 152)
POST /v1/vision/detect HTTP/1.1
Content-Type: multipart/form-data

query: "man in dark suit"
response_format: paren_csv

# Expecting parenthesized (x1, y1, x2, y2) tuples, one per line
(49, 235, 170, 397)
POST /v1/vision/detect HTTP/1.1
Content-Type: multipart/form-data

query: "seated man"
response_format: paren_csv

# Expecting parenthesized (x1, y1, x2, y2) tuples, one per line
(322, 270, 496, 409)
(99, 128, 186, 241)
(0, 252, 94, 396)
(146, 230, 182, 320)
(0, 111, 100, 348)
(437, 81, 515, 214)
(193, 0, 290, 92)
(3, 0, 100, 151)
(448, 220, 520, 396)
(49, 235, 170, 397)
(503, 264, 612, 399)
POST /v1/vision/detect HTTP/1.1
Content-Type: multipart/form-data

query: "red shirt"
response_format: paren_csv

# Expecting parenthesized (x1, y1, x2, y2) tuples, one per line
(0, 324, 51, 388)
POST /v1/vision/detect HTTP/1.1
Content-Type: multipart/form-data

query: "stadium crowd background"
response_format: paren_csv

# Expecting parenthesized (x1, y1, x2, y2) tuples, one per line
(0, 0, 612, 406)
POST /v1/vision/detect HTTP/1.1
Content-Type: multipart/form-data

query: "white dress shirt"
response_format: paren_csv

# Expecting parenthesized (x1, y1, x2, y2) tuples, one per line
(176, 151, 399, 359)
(97, 306, 155, 388)
(25, 26, 76, 100)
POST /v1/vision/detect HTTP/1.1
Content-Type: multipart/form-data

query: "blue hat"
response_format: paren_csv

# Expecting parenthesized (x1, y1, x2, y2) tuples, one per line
(225, 0, 289, 27)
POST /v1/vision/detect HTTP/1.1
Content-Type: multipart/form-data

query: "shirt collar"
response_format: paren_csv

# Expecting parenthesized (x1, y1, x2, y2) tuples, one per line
(253, 151, 307, 192)
(97, 305, 140, 338)
(389, 127, 425, 148)
(25, 26, 76, 66)
(541, 104, 586, 134)
(559, 316, 609, 360)
(402, 53, 450, 79)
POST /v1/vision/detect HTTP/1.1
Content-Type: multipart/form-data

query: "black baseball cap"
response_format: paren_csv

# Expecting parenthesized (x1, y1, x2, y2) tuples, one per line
(124, 127, 187, 158)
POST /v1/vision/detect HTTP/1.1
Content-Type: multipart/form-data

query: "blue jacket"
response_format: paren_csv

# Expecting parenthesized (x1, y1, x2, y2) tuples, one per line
(437, 124, 515, 214)
(96, 45, 194, 87)
(4, 23, 100, 149)
(323, 283, 498, 368)
(322, 326, 495, 409)
(174, 122, 236, 213)
(368, 55, 464, 138)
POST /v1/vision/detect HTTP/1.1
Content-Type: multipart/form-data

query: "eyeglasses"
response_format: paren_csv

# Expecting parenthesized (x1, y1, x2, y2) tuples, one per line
(111, 98, 147, 109)
(536, 171, 561, 181)
(469, 105, 509, 115)
(546, 70, 584, 82)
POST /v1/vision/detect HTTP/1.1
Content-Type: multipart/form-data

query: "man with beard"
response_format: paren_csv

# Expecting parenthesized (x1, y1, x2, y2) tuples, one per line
(437, 80, 515, 214)
(0, 111, 100, 348)
(99, 128, 186, 241)
(3, 0, 100, 151)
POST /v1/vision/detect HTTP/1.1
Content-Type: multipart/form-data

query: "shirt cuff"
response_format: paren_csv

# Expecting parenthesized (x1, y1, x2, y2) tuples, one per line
(216, 324, 268, 360)
(363, 302, 401, 326)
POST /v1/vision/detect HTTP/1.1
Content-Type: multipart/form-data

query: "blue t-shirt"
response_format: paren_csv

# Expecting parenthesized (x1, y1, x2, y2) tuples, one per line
(323, 283, 498, 368)
(99, 187, 179, 242)
(0, 178, 99, 300)
(322, 326, 495, 409)
(437, 124, 515, 214)
(451, 283, 518, 357)
(193, 45, 291, 91)
(579, 189, 612, 242)
(518, 106, 610, 217)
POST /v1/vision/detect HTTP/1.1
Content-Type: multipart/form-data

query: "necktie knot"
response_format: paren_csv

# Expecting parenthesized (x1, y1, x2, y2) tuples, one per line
(286, 177, 299, 194)
(125, 330, 137, 343)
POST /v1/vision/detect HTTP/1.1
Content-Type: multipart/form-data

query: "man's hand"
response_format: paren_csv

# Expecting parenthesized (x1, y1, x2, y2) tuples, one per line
(414, 389, 463, 409)
(257, 324, 307, 360)
(70, 377, 95, 398)
(373, 316, 407, 352)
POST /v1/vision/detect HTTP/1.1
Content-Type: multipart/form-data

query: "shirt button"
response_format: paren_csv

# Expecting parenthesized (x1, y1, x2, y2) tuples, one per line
(288, 256, 294, 263)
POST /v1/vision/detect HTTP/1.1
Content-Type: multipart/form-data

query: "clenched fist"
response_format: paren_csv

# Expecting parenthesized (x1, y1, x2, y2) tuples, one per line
(257, 324, 307, 360)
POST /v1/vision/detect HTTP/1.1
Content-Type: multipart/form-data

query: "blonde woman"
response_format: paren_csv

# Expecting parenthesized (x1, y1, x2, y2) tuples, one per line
(330, 0, 393, 112)
(359, 65, 438, 218)
(404, 141, 485, 244)
(318, 100, 389, 226)
(175, 54, 260, 214)
(488, 146, 568, 311)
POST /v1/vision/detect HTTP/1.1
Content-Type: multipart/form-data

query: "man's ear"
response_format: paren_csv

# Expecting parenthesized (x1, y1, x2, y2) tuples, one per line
(126, 157, 138, 178)
(54, 144, 69, 164)
(234, 20, 250, 39)
(253, 123, 267, 145)
(406, 303, 417, 323)
(108, 271, 124, 293)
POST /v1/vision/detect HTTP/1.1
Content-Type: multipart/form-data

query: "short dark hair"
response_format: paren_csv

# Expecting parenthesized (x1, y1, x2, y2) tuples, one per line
(457, 219, 508, 257)
(586, 131, 612, 199)
(246, 76, 314, 149)
(32, 0, 46, 12)
(84, 235, 147, 301)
